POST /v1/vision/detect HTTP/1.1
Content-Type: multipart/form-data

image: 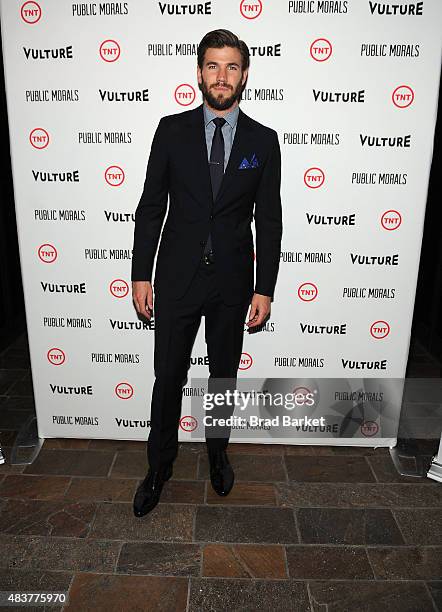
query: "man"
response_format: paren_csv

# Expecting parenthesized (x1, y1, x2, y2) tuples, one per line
(131, 29, 282, 517)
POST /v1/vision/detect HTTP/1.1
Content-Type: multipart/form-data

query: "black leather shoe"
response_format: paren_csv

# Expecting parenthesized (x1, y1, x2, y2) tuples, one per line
(133, 463, 173, 517)
(208, 449, 234, 496)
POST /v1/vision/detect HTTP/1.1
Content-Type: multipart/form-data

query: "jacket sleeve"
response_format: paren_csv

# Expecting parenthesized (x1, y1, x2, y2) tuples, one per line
(131, 117, 169, 281)
(253, 130, 283, 300)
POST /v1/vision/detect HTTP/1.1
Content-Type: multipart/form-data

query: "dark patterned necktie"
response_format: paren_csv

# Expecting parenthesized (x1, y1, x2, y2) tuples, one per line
(204, 117, 226, 255)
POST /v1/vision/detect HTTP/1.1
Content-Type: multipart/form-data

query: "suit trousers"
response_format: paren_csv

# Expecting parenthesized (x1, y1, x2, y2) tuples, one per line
(147, 257, 252, 470)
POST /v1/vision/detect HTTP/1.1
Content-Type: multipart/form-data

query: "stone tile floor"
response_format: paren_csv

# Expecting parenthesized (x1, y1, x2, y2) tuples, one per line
(0, 334, 441, 611)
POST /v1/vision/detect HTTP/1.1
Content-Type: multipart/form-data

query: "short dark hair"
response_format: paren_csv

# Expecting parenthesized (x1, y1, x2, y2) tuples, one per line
(197, 29, 250, 72)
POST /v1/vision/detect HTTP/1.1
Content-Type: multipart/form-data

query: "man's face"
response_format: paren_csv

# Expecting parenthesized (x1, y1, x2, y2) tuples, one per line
(197, 46, 248, 111)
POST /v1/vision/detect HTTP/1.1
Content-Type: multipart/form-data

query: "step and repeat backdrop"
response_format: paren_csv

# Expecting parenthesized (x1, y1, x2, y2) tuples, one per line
(0, 0, 441, 445)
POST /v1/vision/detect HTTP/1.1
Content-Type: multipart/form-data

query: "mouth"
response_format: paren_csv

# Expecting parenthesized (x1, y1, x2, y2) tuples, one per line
(213, 85, 230, 91)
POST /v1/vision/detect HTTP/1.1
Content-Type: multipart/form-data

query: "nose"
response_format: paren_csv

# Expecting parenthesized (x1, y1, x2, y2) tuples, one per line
(217, 65, 228, 82)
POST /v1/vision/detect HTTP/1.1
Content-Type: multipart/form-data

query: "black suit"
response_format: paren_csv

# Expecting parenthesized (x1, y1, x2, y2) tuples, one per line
(132, 103, 282, 469)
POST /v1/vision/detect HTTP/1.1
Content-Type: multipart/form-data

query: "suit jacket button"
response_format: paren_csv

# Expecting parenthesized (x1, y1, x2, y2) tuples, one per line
(210, 214, 213, 220)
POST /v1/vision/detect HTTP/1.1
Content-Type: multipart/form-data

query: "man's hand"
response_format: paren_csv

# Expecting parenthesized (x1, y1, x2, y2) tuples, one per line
(132, 281, 154, 319)
(246, 293, 271, 328)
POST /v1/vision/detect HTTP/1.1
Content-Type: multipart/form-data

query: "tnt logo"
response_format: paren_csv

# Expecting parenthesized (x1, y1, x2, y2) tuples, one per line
(370, 320, 390, 339)
(392, 85, 414, 108)
(115, 382, 134, 399)
(174, 84, 196, 106)
(29, 128, 49, 149)
(239, 352, 253, 370)
(240, 0, 262, 19)
(38, 243, 57, 263)
(304, 168, 325, 189)
(180, 415, 198, 432)
(310, 38, 332, 62)
(298, 282, 318, 302)
(292, 386, 313, 407)
(105, 166, 125, 187)
(361, 421, 379, 437)
(47, 348, 65, 366)
(99, 40, 121, 62)
(21, 1, 41, 24)
(381, 210, 402, 231)
(109, 279, 129, 298)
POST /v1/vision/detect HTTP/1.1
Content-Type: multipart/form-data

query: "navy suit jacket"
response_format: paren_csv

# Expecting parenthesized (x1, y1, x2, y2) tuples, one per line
(131, 103, 282, 306)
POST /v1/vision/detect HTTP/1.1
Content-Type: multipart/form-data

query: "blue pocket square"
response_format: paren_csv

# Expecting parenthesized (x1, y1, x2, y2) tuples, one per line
(238, 153, 259, 169)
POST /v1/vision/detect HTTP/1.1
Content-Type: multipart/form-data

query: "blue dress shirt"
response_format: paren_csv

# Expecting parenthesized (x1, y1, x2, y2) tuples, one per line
(203, 103, 239, 171)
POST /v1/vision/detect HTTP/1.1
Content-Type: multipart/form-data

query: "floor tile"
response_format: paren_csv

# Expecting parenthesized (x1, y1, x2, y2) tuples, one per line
(24, 449, 114, 477)
(0, 475, 71, 500)
(65, 477, 137, 502)
(393, 509, 442, 544)
(0, 499, 96, 537)
(285, 455, 375, 483)
(287, 545, 374, 579)
(160, 480, 205, 504)
(195, 506, 298, 544)
(368, 546, 442, 580)
(297, 508, 404, 545)
(202, 544, 287, 578)
(65, 573, 188, 612)
(0, 534, 119, 572)
(42, 438, 90, 450)
(110, 451, 146, 479)
(277, 482, 442, 508)
(427, 581, 442, 611)
(118, 542, 200, 576)
(89, 503, 194, 542)
(189, 578, 310, 612)
(198, 453, 286, 481)
(206, 482, 277, 505)
(308, 580, 436, 612)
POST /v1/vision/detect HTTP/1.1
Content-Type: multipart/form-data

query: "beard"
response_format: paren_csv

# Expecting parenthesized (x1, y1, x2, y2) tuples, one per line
(199, 76, 244, 111)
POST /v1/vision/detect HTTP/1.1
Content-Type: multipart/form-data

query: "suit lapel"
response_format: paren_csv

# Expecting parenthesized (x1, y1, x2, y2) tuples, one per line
(185, 104, 214, 207)
(214, 107, 252, 207)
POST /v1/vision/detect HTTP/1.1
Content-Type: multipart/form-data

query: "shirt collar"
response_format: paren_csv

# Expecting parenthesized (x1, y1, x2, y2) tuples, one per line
(203, 102, 239, 129)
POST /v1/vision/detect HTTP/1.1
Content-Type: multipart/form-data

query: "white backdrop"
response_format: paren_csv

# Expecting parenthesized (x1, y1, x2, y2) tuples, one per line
(1, 0, 441, 446)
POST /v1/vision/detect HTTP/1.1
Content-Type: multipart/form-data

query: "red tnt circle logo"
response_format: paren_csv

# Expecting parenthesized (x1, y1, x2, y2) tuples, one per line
(361, 421, 379, 437)
(115, 382, 134, 399)
(21, 1, 41, 24)
(392, 85, 414, 108)
(304, 167, 325, 189)
(109, 279, 129, 298)
(99, 40, 120, 62)
(381, 210, 402, 231)
(370, 321, 390, 339)
(105, 165, 125, 186)
(47, 348, 65, 366)
(310, 38, 332, 62)
(298, 282, 318, 302)
(38, 243, 57, 263)
(292, 386, 313, 407)
(180, 415, 198, 432)
(174, 84, 196, 106)
(239, 352, 253, 370)
(240, 0, 262, 19)
(29, 128, 49, 149)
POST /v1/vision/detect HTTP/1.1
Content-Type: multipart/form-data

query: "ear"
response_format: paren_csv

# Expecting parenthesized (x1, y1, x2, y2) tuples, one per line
(241, 68, 249, 86)
(197, 64, 202, 85)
